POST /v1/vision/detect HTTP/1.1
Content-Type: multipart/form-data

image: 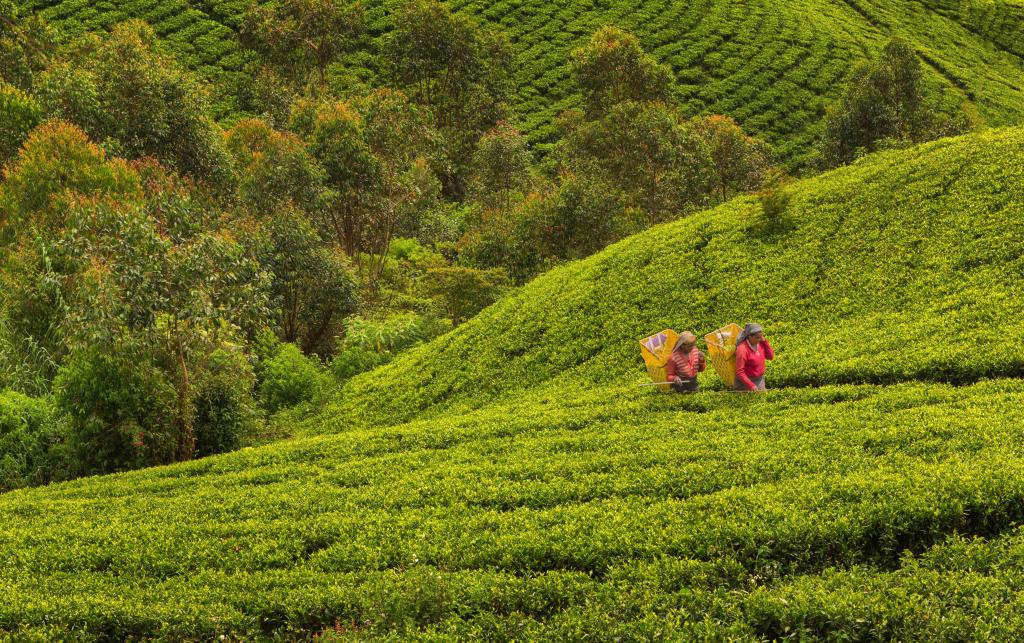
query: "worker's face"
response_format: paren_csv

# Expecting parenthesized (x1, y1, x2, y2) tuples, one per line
(749, 331, 764, 343)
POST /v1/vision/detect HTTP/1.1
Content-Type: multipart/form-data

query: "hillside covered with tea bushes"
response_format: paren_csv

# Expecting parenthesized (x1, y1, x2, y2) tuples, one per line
(3, 126, 1024, 639)
(322, 125, 1024, 429)
(18, 0, 1024, 166)
(6, 382, 1024, 639)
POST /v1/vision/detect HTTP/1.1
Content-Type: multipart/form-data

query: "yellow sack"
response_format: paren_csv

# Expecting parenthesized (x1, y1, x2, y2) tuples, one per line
(704, 323, 743, 389)
(639, 329, 680, 391)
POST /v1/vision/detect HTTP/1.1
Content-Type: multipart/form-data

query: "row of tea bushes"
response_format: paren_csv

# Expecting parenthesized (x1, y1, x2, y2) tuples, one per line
(5, 380, 1024, 637)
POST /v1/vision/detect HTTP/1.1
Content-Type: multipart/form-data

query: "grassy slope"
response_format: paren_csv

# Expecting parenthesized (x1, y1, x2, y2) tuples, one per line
(324, 125, 1024, 430)
(19, 0, 1024, 166)
(3, 128, 1024, 639)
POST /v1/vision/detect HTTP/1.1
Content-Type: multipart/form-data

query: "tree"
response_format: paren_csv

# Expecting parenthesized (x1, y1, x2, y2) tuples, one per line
(35, 21, 233, 192)
(0, 122, 141, 376)
(557, 28, 712, 224)
(570, 26, 673, 119)
(458, 172, 638, 283)
(559, 100, 712, 224)
(420, 265, 509, 323)
(257, 205, 358, 356)
(296, 93, 441, 290)
(225, 118, 325, 215)
(691, 115, 774, 202)
(240, 0, 363, 87)
(820, 37, 968, 167)
(542, 173, 636, 259)
(56, 195, 269, 462)
(224, 117, 359, 356)
(2, 123, 269, 465)
(355, 89, 440, 281)
(384, 0, 513, 198)
(0, 0, 54, 91)
(469, 121, 533, 211)
(0, 120, 139, 237)
(302, 100, 380, 256)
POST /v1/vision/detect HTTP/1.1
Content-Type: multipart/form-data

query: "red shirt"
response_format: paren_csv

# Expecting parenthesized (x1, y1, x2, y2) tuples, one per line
(735, 339, 775, 390)
(666, 346, 706, 381)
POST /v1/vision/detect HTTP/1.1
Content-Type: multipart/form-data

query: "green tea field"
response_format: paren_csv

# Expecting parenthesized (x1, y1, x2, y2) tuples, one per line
(3, 125, 1024, 639)
(18, 0, 1024, 166)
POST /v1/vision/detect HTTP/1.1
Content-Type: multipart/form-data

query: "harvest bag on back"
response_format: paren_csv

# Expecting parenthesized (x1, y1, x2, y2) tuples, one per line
(639, 329, 680, 391)
(704, 323, 743, 389)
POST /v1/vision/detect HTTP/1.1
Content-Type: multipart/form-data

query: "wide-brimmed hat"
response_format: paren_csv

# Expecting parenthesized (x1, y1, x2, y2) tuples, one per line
(674, 331, 697, 350)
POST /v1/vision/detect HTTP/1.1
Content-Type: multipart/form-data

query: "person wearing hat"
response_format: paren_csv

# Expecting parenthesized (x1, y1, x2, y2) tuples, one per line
(666, 331, 706, 392)
(734, 323, 775, 391)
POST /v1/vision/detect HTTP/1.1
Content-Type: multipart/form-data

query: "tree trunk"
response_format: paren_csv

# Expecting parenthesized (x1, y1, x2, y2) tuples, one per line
(173, 319, 195, 462)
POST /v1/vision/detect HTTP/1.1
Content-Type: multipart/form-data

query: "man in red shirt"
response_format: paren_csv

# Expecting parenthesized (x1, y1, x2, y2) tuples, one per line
(666, 331, 706, 392)
(734, 323, 775, 391)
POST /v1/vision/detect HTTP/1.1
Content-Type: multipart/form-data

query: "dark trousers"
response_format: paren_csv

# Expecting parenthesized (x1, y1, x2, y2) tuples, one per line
(671, 378, 699, 393)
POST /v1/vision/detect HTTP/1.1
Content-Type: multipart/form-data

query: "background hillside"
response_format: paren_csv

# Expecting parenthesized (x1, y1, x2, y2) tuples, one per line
(4, 126, 1024, 639)
(322, 125, 1024, 429)
(18, 0, 1024, 167)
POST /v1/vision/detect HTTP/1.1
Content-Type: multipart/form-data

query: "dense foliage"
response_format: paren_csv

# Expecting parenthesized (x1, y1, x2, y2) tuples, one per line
(819, 38, 969, 167)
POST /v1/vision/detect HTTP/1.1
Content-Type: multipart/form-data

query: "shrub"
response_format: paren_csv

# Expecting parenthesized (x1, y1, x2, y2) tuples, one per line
(420, 265, 510, 323)
(192, 347, 257, 457)
(330, 347, 393, 383)
(0, 390, 71, 491)
(258, 343, 324, 412)
(341, 314, 427, 354)
(0, 82, 42, 166)
(54, 347, 178, 475)
(756, 168, 794, 229)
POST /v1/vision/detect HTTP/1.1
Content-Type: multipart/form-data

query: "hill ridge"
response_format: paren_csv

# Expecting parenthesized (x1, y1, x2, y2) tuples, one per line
(316, 124, 1024, 430)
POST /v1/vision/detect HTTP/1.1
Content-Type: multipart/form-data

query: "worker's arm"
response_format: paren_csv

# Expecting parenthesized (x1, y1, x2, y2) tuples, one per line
(762, 339, 775, 361)
(735, 344, 756, 390)
(665, 354, 677, 382)
(696, 351, 707, 372)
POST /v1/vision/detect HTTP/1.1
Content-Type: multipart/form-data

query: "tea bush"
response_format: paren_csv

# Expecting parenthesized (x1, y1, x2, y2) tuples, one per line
(6, 381, 1024, 637)
(18, 0, 1024, 166)
(1, 20, 1023, 637)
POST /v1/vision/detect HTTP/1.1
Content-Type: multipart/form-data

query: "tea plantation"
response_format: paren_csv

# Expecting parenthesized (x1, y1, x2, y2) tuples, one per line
(18, 0, 1024, 166)
(325, 125, 1024, 429)
(2, 126, 1024, 639)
